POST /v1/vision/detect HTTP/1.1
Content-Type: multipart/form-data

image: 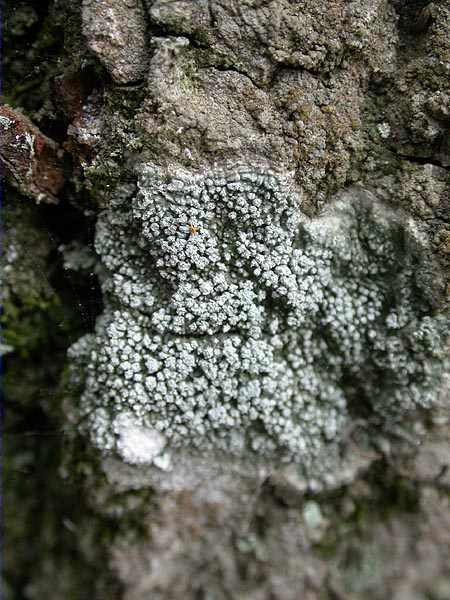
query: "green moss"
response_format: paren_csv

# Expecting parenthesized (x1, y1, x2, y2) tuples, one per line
(2, 298, 61, 358)
(104, 84, 147, 121)
(2, 201, 60, 357)
(84, 161, 124, 203)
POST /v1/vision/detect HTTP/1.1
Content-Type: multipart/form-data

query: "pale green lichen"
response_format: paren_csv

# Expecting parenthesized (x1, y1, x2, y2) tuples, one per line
(69, 165, 449, 469)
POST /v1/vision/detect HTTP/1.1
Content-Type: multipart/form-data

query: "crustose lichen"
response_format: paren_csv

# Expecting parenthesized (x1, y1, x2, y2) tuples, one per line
(69, 165, 449, 468)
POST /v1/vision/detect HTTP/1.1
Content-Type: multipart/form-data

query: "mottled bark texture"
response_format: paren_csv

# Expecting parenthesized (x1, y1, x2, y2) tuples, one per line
(2, 1, 450, 599)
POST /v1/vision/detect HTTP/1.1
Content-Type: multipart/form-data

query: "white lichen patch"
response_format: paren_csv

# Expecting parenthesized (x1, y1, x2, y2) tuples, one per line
(0, 115, 13, 129)
(69, 165, 449, 470)
(113, 412, 170, 468)
(377, 122, 391, 139)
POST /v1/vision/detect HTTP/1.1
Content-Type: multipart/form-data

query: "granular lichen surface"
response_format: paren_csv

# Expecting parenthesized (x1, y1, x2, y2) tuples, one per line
(70, 165, 448, 468)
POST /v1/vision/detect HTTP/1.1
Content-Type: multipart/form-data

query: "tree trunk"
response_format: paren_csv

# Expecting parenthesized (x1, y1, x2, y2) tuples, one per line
(2, 1, 450, 599)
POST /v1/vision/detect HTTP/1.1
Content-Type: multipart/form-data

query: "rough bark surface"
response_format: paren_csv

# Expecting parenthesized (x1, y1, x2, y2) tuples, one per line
(2, 1, 450, 599)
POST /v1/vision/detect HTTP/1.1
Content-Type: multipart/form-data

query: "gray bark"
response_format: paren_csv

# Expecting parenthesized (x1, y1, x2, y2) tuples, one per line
(2, 1, 450, 599)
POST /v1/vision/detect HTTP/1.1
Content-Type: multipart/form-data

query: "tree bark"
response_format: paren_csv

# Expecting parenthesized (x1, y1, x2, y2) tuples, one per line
(2, 1, 450, 599)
